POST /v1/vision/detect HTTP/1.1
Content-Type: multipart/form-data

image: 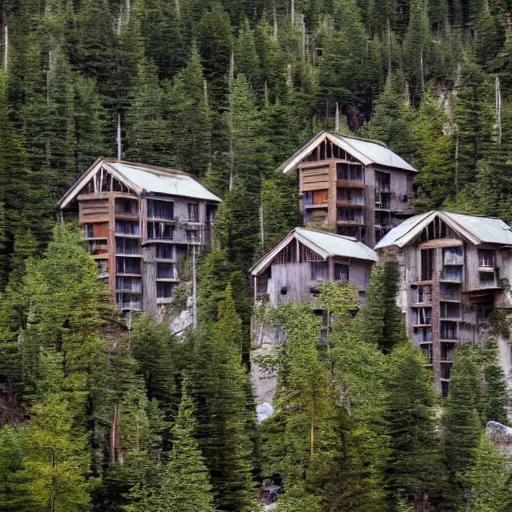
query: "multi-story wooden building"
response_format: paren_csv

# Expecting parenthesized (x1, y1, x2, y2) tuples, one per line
(59, 158, 220, 313)
(250, 227, 377, 307)
(375, 211, 512, 395)
(279, 131, 418, 248)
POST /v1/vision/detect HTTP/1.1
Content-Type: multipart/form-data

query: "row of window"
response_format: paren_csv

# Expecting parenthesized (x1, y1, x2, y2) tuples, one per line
(147, 199, 199, 222)
(310, 261, 349, 282)
(115, 283, 174, 301)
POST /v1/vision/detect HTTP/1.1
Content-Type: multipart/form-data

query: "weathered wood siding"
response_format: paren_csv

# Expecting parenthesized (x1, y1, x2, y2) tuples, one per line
(267, 262, 311, 307)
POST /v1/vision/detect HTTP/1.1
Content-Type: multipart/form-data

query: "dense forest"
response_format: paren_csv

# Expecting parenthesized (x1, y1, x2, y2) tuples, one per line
(1, 0, 512, 511)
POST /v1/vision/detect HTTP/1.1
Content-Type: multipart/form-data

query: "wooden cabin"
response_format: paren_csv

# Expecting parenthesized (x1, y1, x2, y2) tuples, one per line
(375, 211, 512, 395)
(279, 131, 418, 248)
(250, 227, 377, 307)
(59, 158, 220, 314)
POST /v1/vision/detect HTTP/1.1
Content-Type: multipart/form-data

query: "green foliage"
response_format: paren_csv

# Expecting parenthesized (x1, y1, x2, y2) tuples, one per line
(384, 342, 446, 508)
(358, 259, 407, 353)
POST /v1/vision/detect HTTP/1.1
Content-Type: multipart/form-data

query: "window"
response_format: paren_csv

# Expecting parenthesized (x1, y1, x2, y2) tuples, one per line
(115, 198, 138, 215)
(115, 221, 140, 235)
(116, 237, 140, 254)
(116, 257, 140, 275)
(334, 263, 349, 282)
(311, 261, 328, 281)
(337, 188, 363, 204)
(147, 222, 174, 240)
(116, 277, 142, 292)
(421, 249, 433, 281)
(375, 171, 391, 191)
(157, 282, 174, 298)
(443, 247, 463, 265)
(336, 163, 363, 181)
(338, 208, 362, 222)
(96, 260, 108, 276)
(156, 244, 175, 259)
(116, 293, 141, 310)
(478, 249, 495, 267)
(85, 224, 94, 237)
(186, 230, 198, 243)
(188, 203, 199, 222)
(147, 199, 174, 220)
(479, 271, 496, 287)
(157, 263, 177, 279)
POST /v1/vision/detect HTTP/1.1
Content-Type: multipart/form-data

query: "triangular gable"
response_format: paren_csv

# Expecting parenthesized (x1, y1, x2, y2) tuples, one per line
(59, 159, 138, 209)
(375, 211, 483, 250)
(250, 230, 326, 276)
(279, 131, 418, 175)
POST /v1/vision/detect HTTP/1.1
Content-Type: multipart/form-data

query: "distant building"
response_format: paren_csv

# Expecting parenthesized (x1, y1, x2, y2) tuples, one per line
(250, 227, 377, 405)
(250, 227, 377, 308)
(59, 158, 220, 314)
(375, 211, 512, 395)
(279, 131, 417, 248)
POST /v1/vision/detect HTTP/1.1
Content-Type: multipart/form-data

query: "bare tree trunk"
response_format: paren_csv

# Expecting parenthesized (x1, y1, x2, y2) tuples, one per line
(290, 0, 295, 25)
(273, 3, 278, 40)
(454, 130, 459, 193)
(175, 0, 181, 22)
(259, 204, 265, 249)
(117, 112, 122, 160)
(496, 74, 502, 145)
(1, 6, 7, 70)
(192, 246, 198, 329)
(387, 17, 392, 78)
(335, 102, 340, 133)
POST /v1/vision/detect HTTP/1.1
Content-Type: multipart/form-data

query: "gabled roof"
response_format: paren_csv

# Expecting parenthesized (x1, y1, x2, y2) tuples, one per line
(59, 158, 221, 209)
(250, 227, 377, 276)
(375, 211, 512, 250)
(278, 131, 418, 175)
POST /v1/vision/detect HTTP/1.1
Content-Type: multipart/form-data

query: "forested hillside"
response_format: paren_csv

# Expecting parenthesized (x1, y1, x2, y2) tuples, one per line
(1, 0, 512, 511)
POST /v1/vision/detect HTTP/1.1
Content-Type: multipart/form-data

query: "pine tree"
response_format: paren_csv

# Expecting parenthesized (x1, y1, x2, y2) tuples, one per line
(235, 18, 262, 92)
(319, 0, 371, 111)
(0, 426, 26, 511)
(18, 349, 94, 512)
(131, 375, 215, 512)
(170, 45, 212, 178)
(125, 60, 174, 166)
(466, 435, 512, 512)
(384, 342, 446, 508)
(131, 314, 178, 422)
(481, 340, 509, 424)
(193, 287, 256, 511)
(196, 2, 233, 108)
(412, 89, 455, 210)
(442, 346, 483, 503)
(402, 0, 432, 103)
(358, 259, 407, 353)
(453, 58, 494, 195)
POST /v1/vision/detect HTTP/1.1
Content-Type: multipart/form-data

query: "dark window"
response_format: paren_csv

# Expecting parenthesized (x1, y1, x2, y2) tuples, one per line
(334, 263, 349, 282)
(188, 203, 199, 222)
(157, 263, 176, 279)
(479, 271, 496, 287)
(116, 276, 142, 292)
(116, 257, 140, 275)
(147, 222, 174, 240)
(156, 244, 175, 259)
(157, 282, 174, 298)
(478, 249, 495, 267)
(186, 230, 198, 242)
(336, 163, 362, 181)
(311, 261, 328, 281)
(147, 199, 174, 220)
(116, 237, 140, 254)
(85, 224, 94, 237)
(421, 249, 433, 281)
(115, 221, 140, 235)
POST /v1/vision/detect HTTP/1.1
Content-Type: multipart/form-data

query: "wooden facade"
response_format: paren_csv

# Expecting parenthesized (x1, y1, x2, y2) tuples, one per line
(280, 132, 417, 248)
(377, 212, 512, 395)
(251, 228, 377, 308)
(59, 158, 220, 314)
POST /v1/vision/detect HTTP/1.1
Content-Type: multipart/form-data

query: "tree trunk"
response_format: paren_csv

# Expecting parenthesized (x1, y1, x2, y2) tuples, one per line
(1, 6, 7, 70)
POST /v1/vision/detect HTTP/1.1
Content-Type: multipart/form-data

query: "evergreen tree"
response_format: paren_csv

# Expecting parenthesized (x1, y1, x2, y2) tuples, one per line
(193, 286, 256, 511)
(235, 18, 262, 92)
(384, 342, 446, 508)
(466, 435, 512, 511)
(481, 340, 509, 424)
(0, 426, 26, 511)
(442, 347, 483, 503)
(358, 259, 407, 353)
(131, 375, 215, 512)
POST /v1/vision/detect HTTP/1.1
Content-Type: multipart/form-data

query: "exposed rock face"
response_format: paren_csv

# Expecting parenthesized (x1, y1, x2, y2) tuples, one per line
(250, 320, 284, 406)
(485, 421, 512, 456)
(169, 295, 195, 337)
